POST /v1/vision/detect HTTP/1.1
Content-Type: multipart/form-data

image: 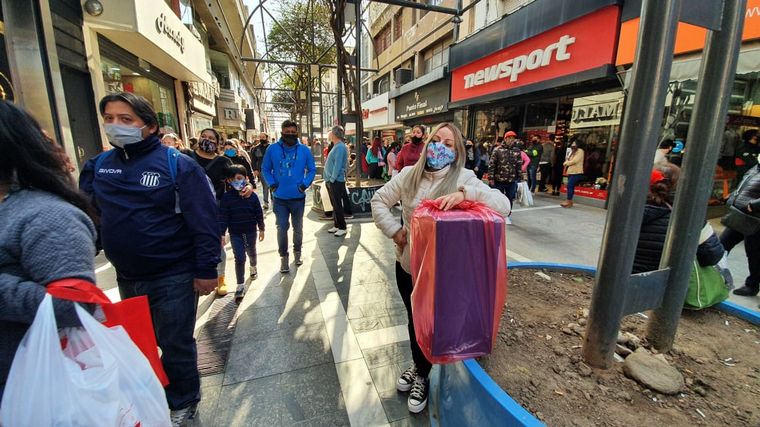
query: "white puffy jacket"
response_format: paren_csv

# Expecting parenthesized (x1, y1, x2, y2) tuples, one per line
(371, 165, 511, 273)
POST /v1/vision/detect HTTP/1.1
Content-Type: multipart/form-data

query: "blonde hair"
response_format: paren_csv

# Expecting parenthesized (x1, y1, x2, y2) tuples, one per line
(404, 122, 466, 200)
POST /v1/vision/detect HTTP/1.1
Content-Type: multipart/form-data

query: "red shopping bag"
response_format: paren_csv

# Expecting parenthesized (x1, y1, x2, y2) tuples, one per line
(47, 279, 170, 386)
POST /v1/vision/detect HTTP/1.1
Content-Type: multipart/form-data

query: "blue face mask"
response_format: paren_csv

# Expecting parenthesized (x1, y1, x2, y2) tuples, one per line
(230, 178, 247, 191)
(426, 141, 456, 170)
(104, 123, 146, 148)
(224, 148, 237, 157)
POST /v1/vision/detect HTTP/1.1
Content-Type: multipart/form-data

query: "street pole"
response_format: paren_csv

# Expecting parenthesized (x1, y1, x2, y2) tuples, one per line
(354, 0, 363, 187)
(307, 65, 313, 147)
(647, 0, 747, 352)
(581, 0, 681, 369)
(452, 0, 463, 42)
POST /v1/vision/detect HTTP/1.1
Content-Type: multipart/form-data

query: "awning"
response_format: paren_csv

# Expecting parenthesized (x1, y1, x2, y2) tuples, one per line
(85, 0, 212, 85)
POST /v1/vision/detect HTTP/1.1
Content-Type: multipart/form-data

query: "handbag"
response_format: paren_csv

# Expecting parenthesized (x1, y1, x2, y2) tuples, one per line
(721, 205, 760, 236)
(47, 279, 170, 386)
(684, 260, 729, 310)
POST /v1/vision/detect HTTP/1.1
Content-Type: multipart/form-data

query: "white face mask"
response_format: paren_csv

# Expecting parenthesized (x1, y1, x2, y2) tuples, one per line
(104, 123, 146, 148)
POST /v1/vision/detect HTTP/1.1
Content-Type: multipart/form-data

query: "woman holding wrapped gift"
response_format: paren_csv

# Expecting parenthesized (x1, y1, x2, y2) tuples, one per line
(371, 122, 510, 414)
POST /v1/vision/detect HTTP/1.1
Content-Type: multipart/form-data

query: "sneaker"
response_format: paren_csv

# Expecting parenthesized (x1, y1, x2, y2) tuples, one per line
(170, 405, 197, 427)
(407, 376, 428, 413)
(234, 283, 245, 303)
(396, 365, 417, 392)
(334, 229, 347, 237)
(733, 285, 759, 296)
(328, 227, 339, 233)
(280, 256, 290, 274)
(249, 266, 258, 280)
(344, 214, 354, 219)
(294, 251, 303, 266)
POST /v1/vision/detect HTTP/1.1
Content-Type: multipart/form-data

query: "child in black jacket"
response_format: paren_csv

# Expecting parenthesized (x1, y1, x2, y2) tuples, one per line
(219, 165, 265, 301)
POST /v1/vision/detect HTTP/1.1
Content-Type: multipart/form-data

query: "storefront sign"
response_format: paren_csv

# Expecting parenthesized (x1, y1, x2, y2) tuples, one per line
(216, 100, 243, 129)
(361, 92, 398, 129)
(616, 0, 760, 65)
(188, 81, 218, 116)
(451, 6, 619, 104)
(395, 79, 449, 121)
(570, 92, 624, 129)
(155, 13, 185, 53)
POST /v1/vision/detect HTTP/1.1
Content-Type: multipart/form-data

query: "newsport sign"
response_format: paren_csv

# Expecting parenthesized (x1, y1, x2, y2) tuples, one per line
(394, 79, 450, 122)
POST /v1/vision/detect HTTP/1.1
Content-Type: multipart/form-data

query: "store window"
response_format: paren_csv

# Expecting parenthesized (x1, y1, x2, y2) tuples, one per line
(100, 56, 179, 131)
(473, 105, 523, 145)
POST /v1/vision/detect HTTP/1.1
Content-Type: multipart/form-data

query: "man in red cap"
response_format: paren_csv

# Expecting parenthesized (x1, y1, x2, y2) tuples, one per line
(488, 130, 523, 208)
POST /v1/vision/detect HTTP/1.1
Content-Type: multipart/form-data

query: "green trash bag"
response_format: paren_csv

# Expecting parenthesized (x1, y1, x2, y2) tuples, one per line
(684, 260, 729, 310)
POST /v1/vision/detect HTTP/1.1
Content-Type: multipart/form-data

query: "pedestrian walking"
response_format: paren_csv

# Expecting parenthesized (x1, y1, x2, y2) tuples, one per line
(261, 120, 316, 273)
(525, 135, 543, 192)
(366, 137, 386, 180)
(477, 143, 489, 180)
(464, 139, 481, 173)
(250, 132, 271, 210)
(79, 93, 220, 425)
(372, 122, 510, 414)
(488, 131, 523, 207)
(538, 135, 554, 192)
(721, 163, 760, 302)
(551, 136, 567, 196)
(324, 126, 353, 237)
(387, 142, 401, 178)
(735, 130, 759, 181)
(396, 125, 426, 171)
(561, 138, 585, 208)
(0, 101, 99, 401)
(219, 165, 265, 302)
(223, 140, 254, 182)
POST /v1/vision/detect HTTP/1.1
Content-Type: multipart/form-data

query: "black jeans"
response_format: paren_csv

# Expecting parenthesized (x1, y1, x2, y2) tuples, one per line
(326, 180, 351, 230)
(396, 262, 432, 378)
(538, 163, 552, 191)
(720, 227, 760, 289)
(118, 271, 199, 411)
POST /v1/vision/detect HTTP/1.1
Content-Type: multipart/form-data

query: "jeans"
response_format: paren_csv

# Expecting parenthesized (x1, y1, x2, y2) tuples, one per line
(326, 180, 352, 230)
(527, 165, 538, 192)
(720, 227, 760, 289)
(566, 174, 584, 200)
(260, 177, 270, 205)
(539, 163, 552, 191)
(494, 181, 518, 208)
(273, 197, 305, 257)
(230, 232, 257, 284)
(396, 262, 432, 378)
(118, 271, 199, 411)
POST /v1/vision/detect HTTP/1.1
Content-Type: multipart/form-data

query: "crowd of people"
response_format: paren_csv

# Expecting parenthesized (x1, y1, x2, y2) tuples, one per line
(1, 91, 758, 426)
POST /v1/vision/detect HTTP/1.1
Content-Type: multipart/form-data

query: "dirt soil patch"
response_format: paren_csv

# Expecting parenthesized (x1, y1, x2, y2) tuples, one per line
(480, 269, 760, 427)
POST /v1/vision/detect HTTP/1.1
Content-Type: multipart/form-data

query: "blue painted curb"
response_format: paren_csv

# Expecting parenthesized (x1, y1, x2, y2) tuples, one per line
(431, 262, 760, 426)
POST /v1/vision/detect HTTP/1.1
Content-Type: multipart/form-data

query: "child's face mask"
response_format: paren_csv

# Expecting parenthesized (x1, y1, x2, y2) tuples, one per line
(231, 178, 247, 191)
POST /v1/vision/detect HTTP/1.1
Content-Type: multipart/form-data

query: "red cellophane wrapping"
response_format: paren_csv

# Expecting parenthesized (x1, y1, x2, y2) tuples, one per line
(410, 199, 507, 364)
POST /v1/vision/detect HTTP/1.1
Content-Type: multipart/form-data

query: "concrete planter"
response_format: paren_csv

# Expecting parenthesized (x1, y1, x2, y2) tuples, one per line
(429, 262, 760, 427)
(310, 179, 383, 217)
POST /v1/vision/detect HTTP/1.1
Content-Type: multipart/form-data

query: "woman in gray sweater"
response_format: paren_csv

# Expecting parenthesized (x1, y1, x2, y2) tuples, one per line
(0, 101, 98, 399)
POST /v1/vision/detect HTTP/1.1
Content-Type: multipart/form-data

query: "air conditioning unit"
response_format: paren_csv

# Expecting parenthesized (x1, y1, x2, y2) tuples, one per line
(394, 69, 413, 87)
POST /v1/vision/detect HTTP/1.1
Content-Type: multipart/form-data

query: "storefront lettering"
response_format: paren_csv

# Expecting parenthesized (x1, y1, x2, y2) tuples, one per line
(155, 13, 185, 53)
(224, 108, 239, 120)
(463, 35, 575, 89)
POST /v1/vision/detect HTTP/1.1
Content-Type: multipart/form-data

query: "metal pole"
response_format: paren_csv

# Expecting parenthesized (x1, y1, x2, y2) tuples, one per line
(319, 65, 325, 163)
(354, 0, 363, 187)
(452, 0, 463, 42)
(307, 65, 313, 146)
(647, 0, 747, 351)
(581, 0, 681, 369)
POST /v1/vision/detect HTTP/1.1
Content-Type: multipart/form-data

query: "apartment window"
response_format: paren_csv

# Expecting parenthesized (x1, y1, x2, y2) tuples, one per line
(393, 11, 403, 41)
(374, 24, 392, 55)
(422, 40, 449, 74)
(373, 74, 390, 94)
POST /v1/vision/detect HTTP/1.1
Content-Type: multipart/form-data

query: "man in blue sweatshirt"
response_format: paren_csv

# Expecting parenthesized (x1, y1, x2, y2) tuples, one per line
(80, 92, 220, 425)
(323, 126, 352, 237)
(262, 120, 317, 273)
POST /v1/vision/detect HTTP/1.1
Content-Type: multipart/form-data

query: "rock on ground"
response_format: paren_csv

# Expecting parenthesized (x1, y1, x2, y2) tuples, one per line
(623, 348, 685, 395)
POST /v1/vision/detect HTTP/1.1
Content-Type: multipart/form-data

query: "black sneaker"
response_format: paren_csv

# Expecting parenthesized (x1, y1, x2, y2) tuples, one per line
(396, 365, 417, 392)
(734, 286, 759, 296)
(234, 284, 245, 303)
(170, 404, 197, 427)
(407, 375, 428, 413)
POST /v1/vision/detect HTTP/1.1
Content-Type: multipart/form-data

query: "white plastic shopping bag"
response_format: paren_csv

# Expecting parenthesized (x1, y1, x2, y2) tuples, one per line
(516, 181, 534, 207)
(0, 295, 170, 427)
(320, 181, 333, 212)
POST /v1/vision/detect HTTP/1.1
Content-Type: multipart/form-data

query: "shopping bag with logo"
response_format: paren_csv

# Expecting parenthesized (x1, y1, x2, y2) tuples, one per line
(0, 295, 170, 426)
(410, 200, 508, 364)
(46, 279, 169, 386)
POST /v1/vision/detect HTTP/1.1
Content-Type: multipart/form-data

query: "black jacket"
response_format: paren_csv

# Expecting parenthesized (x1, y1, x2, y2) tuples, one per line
(633, 205, 725, 274)
(730, 165, 760, 216)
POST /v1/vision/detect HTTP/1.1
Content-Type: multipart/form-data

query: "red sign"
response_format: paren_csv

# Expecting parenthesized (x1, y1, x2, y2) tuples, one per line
(560, 186, 608, 200)
(450, 6, 620, 103)
(362, 109, 370, 119)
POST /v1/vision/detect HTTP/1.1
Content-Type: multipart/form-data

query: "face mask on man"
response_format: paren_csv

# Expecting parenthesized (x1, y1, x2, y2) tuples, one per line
(104, 123, 146, 148)
(426, 141, 456, 170)
(230, 178, 248, 191)
(282, 135, 298, 146)
(198, 138, 217, 153)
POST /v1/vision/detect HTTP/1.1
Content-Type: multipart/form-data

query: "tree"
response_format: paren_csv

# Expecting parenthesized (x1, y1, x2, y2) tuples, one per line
(265, 0, 336, 119)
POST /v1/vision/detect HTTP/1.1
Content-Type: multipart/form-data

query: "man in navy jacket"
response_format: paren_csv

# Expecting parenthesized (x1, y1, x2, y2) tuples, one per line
(261, 120, 316, 273)
(80, 92, 219, 425)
